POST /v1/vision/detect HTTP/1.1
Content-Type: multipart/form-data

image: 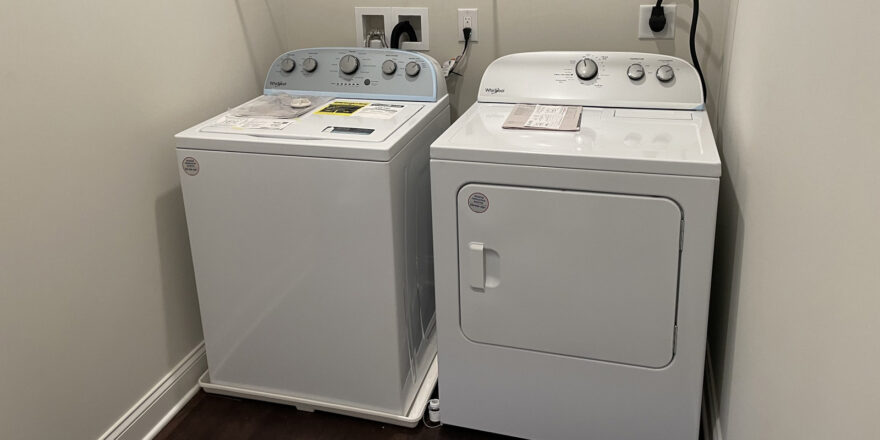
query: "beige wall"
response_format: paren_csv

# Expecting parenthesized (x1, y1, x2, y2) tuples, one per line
(0, 1, 279, 439)
(710, 0, 880, 438)
(268, 0, 730, 120)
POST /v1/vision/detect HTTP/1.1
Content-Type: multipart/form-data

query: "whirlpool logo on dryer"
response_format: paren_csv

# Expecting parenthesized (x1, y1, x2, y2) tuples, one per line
(483, 87, 505, 94)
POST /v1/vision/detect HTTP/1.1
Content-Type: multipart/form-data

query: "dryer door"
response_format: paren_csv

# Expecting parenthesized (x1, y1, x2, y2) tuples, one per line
(457, 184, 682, 368)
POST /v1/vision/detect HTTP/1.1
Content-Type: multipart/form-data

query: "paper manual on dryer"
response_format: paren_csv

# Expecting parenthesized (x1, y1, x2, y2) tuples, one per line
(502, 104, 582, 131)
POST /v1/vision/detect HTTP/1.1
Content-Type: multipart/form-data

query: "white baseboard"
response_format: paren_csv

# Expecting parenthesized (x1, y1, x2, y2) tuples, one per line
(702, 346, 724, 440)
(97, 342, 207, 440)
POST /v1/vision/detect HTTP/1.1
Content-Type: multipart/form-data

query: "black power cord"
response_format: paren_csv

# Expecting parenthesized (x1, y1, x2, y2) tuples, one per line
(448, 27, 472, 77)
(689, 0, 707, 101)
(649, 0, 667, 32)
(650, 0, 706, 102)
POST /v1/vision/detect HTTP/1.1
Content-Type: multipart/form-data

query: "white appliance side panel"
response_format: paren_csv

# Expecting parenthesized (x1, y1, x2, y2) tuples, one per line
(457, 184, 681, 368)
(385, 106, 448, 405)
(177, 149, 408, 414)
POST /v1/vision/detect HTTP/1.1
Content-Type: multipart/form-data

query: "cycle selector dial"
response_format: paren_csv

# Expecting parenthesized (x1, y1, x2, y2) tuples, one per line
(302, 57, 317, 72)
(575, 58, 599, 80)
(280, 58, 295, 73)
(382, 59, 397, 75)
(627, 64, 645, 80)
(339, 55, 360, 75)
(405, 61, 421, 77)
(656, 65, 675, 82)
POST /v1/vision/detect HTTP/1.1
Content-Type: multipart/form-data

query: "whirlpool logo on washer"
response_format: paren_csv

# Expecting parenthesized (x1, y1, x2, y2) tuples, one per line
(467, 192, 489, 213)
(483, 87, 505, 95)
(181, 157, 199, 176)
(269, 81, 287, 87)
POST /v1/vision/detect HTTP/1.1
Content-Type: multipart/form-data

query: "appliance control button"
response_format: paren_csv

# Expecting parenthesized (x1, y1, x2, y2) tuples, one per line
(302, 57, 317, 72)
(656, 65, 675, 82)
(280, 58, 295, 73)
(627, 63, 645, 80)
(405, 61, 421, 77)
(339, 55, 360, 75)
(575, 58, 599, 80)
(382, 59, 397, 75)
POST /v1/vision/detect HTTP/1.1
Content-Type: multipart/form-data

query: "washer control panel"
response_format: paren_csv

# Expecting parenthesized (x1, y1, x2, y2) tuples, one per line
(264, 48, 445, 102)
(478, 52, 703, 110)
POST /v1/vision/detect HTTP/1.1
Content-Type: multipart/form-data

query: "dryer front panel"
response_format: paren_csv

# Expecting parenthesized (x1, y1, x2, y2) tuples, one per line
(456, 184, 682, 368)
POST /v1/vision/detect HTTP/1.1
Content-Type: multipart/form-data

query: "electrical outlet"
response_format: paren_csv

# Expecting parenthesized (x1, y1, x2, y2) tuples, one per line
(458, 8, 478, 42)
(638, 4, 676, 39)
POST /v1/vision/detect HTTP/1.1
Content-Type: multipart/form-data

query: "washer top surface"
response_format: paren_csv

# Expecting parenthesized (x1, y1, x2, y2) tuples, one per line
(176, 48, 448, 161)
(431, 52, 720, 177)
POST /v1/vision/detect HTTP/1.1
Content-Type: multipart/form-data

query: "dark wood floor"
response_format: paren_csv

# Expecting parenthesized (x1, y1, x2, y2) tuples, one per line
(155, 391, 514, 439)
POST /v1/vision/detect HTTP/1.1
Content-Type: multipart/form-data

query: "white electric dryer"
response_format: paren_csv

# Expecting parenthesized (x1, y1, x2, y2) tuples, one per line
(430, 52, 720, 439)
(176, 48, 448, 426)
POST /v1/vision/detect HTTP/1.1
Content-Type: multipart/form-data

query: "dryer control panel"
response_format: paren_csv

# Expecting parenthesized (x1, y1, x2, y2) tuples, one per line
(478, 52, 703, 110)
(264, 48, 446, 102)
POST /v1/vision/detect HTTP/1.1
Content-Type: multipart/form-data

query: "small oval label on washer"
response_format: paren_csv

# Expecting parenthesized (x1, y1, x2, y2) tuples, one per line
(182, 157, 199, 176)
(468, 192, 489, 213)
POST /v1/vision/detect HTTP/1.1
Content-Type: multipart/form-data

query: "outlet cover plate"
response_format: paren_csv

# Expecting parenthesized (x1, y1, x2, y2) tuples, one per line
(458, 8, 479, 42)
(638, 4, 676, 39)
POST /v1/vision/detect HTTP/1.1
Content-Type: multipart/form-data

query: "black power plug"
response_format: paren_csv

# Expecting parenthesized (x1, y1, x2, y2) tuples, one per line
(649, 1, 667, 32)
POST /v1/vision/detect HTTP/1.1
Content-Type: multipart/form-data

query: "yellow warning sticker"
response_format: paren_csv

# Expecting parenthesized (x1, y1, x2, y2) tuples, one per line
(315, 101, 369, 116)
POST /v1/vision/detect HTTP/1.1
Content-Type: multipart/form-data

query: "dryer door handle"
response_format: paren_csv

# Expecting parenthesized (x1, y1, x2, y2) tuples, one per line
(468, 242, 485, 291)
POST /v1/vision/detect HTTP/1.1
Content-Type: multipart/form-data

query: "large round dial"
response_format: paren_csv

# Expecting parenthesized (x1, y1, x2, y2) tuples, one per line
(627, 63, 645, 80)
(280, 58, 295, 73)
(405, 61, 421, 77)
(302, 57, 317, 72)
(339, 55, 360, 75)
(575, 58, 599, 80)
(382, 59, 397, 75)
(656, 65, 675, 82)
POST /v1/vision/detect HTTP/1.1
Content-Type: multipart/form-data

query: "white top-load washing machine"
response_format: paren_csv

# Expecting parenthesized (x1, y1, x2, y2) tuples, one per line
(430, 52, 720, 439)
(176, 47, 449, 426)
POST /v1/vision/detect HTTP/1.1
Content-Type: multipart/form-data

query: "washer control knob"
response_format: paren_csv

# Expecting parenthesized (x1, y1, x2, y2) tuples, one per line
(575, 58, 599, 80)
(656, 64, 675, 82)
(405, 61, 421, 77)
(280, 58, 295, 73)
(627, 63, 645, 81)
(382, 59, 397, 75)
(339, 55, 360, 75)
(302, 57, 317, 72)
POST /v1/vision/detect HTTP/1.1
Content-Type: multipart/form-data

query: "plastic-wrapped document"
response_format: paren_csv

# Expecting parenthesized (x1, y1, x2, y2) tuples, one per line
(502, 104, 582, 131)
(229, 94, 331, 119)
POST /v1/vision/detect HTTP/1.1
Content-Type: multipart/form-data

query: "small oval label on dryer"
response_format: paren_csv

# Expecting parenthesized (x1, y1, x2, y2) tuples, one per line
(182, 157, 199, 176)
(468, 192, 489, 213)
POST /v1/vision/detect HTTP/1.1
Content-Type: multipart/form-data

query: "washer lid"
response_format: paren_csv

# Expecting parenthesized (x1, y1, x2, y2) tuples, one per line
(176, 98, 443, 161)
(431, 102, 720, 177)
(200, 99, 422, 143)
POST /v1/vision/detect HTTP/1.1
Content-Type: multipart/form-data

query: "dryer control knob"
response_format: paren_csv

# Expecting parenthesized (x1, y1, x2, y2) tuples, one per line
(280, 58, 295, 73)
(382, 59, 397, 75)
(627, 63, 645, 80)
(405, 61, 421, 77)
(339, 55, 360, 75)
(302, 57, 318, 72)
(575, 58, 599, 80)
(656, 65, 675, 82)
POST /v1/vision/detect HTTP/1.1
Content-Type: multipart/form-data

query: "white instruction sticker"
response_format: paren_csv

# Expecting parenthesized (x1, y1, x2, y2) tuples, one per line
(357, 103, 406, 119)
(524, 105, 569, 128)
(210, 116, 294, 130)
(502, 104, 582, 131)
